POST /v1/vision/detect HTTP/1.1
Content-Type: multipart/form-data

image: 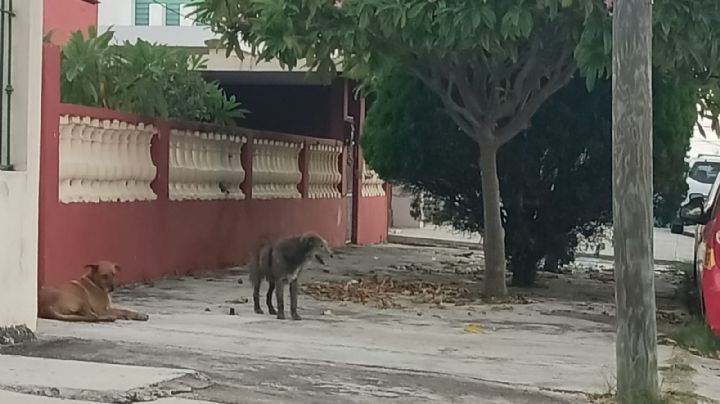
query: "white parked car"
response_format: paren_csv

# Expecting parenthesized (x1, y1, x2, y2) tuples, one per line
(671, 154, 720, 234)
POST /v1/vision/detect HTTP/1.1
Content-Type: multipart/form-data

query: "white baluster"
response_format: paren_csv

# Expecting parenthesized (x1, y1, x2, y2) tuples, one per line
(125, 123, 137, 201)
(169, 132, 178, 200)
(269, 141, 281, 198)
(140, 124, 157, 201)
(71, 117, 88, 202)
(188, 131, 200, 199)
(252, 139, 266, 198)
(179, 130, 192, 200)
(58, 116, 73, 202)
(115, 121, 130, 202)
(85, 118, 102, 202)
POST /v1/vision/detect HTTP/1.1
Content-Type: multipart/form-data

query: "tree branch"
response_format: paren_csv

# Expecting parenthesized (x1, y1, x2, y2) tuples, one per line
(492, 36, 553, 122)
(495, 49, 576, 146)
(410, 63, 488, 143)
(451, 55, 486, 123)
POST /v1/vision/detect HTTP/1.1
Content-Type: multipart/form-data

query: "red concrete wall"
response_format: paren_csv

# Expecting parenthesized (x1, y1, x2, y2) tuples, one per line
(353, 96, 390, 244)
(40, 46, 356, 287)
(355, 196, 389, 245)
(43, 0, 98, 45)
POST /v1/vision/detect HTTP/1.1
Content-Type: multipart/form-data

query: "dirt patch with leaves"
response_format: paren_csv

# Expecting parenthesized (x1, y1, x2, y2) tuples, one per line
(302, 274, 535, 309)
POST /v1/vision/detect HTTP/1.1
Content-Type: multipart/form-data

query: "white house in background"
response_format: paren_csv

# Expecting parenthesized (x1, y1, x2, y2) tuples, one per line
(97, 0, 312, 73)
(98, 0, 213, 47)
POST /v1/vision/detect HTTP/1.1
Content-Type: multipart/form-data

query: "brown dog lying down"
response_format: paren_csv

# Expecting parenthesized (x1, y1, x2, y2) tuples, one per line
(38, 261, 148, 322)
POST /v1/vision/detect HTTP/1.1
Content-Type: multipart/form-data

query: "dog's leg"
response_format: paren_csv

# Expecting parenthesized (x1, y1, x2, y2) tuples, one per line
(108, 308, 149, 321)
(42, 306, 115, 322)
(290, 279, 301, 321)
(266, 279, 277, 315)
(47, 311, 115, 322)
(253, 278, 264, 314)
(275, 281, 286, 320)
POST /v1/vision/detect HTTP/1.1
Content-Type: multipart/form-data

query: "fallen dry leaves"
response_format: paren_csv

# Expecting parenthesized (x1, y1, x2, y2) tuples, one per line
(302, 275, 473, 309)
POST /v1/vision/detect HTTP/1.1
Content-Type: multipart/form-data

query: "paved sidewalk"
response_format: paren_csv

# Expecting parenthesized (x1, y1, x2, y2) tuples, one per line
(389, 226, 695, 263)
(0, 391, 219, 404)
(3, 244, 718, 403)
(0, 354, 213, 403)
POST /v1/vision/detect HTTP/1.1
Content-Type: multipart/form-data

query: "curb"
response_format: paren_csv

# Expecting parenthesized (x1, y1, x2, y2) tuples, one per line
(387, 234, 480, 250)
(387, 234, 685, 266)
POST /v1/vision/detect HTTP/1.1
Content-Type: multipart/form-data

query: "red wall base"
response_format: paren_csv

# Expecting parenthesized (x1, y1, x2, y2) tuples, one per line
(40, 198, 346, 286)
(355, 196, 389, 245)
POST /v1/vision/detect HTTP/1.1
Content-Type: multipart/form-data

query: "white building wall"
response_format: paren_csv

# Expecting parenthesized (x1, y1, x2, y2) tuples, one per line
(0, 0, 43, 336)
(97, 0, 133, 26)
(96, 0, 293, 72)
(98, 0, 215, 47)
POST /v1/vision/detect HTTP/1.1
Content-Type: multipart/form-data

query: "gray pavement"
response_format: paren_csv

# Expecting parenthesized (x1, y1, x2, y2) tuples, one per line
(2, 244, 718, 403)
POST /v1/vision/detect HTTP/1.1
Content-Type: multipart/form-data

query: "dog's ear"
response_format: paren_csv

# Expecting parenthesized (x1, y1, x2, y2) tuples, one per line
(113, 264, 121, 274)
(84, 264, 99, 274)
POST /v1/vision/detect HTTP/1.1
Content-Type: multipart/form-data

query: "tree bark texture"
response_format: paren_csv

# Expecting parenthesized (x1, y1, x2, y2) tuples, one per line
(479, 146, 508, 298)
(612, 0, 659, 402)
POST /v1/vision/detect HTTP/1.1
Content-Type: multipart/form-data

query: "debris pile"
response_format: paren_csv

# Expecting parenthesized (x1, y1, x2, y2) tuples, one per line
(302, 275, 473, 309)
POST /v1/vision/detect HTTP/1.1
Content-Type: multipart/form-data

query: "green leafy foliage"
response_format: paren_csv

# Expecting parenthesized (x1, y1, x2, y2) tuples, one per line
(192, 0, 720, 296)
(654, 77, 697, 226)
(362, 73, 695, 285)
(61, 27, 248, 125)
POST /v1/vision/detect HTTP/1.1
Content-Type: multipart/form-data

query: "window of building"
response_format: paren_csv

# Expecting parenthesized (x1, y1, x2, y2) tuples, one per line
(135, 0, 190, 26)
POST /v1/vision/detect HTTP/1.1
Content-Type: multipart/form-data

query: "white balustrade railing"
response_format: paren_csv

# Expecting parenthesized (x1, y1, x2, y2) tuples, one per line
(58, 115, 157, 203)
(251, 139, 302, 199)
(361, 159, 385, 197)
(307, 143, 342, 199)
(169, 129, 246, 201)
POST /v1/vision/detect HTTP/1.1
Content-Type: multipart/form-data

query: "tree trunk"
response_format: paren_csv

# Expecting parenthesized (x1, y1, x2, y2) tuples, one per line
(509, 253, 540, 287)
(612, 0, 659, 402)
(543, 252, 560, 273)
(478, 146, 508, 298)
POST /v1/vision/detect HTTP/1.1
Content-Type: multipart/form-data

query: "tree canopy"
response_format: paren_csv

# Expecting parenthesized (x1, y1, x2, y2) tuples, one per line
(192, 0, 720, 296)
(362, 72, 696, 286)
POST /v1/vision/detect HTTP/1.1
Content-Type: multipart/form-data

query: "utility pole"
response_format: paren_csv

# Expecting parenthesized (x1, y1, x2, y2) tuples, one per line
(611, 0, 659, 402)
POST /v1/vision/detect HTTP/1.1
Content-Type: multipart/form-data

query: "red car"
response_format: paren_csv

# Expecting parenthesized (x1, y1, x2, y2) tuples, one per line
(681, 175, 720, 336)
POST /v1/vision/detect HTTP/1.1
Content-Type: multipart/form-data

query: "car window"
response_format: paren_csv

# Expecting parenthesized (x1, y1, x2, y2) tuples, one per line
(689, 161, 720, 184)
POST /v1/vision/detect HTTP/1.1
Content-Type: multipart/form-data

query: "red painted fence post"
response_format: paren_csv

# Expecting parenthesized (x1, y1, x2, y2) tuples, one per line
(299, 140, 309, 198)
(241, 133, 254, 199)
(38, 45, 62, 288)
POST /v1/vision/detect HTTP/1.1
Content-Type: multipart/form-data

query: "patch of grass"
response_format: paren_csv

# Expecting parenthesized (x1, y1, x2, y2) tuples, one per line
(589, 390, 704, 404)
(589, 391, 698, 404)
(664, 261, 720, 358)
(666, 318, 720, 358)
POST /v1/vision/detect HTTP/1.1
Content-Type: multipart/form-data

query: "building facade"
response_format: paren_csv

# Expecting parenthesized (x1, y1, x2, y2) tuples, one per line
(0, 0, 44, 342)
(99, 0, 214, 47)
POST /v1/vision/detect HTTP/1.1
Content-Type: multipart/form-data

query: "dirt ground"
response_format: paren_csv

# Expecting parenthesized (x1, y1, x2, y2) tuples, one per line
(3, 243, 718, 403)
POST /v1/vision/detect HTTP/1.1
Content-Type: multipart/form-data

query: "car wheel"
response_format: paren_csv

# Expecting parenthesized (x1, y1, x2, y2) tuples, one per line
(670, 223, 684, 234)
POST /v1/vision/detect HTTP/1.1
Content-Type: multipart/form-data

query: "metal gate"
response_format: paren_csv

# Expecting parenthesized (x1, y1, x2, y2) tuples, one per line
(0, 0, 14, 171)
